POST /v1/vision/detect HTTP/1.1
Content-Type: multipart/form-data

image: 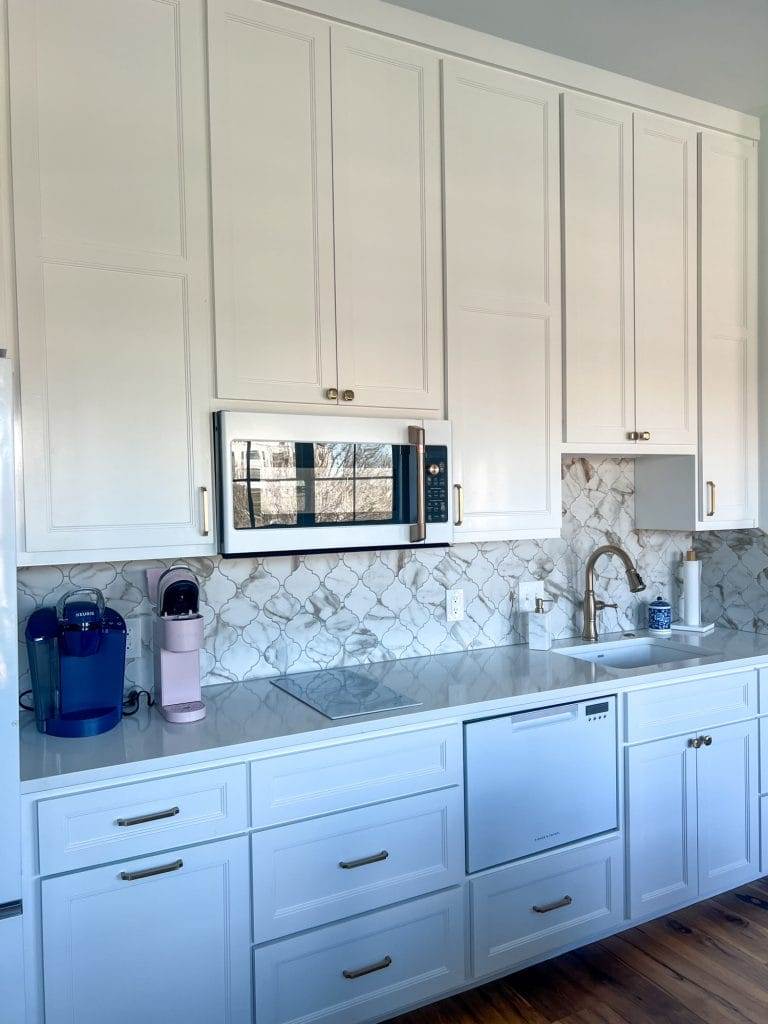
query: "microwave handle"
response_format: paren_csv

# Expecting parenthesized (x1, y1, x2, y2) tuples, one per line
(408, 425, 426, 543)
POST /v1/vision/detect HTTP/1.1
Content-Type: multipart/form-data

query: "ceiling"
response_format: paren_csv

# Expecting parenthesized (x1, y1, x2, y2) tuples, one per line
(384, 0, 768, 114)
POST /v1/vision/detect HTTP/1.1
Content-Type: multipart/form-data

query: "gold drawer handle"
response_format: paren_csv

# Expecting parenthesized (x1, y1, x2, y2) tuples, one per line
(116, 806, 180, 827)
(339, 850, 389, 870)
(532, 894, 573, 914)
(120, 858, 183, 882)
(342, 955, 392, 980)
(454, 483, 464, 527)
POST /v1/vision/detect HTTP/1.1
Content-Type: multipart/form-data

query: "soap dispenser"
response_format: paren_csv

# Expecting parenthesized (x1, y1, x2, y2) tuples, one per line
(528, 596, 554, 651)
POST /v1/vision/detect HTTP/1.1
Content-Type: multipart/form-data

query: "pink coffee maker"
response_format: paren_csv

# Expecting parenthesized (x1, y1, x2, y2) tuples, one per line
(147, 566, 206, 723)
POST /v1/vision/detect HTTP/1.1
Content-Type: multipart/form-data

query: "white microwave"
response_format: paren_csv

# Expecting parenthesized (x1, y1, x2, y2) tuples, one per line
(215, 412, 453, 556)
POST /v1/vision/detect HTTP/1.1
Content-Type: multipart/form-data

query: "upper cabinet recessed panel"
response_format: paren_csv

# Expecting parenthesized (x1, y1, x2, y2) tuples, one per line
(34, 0, 184, 256)
(704, 143, 750, 332)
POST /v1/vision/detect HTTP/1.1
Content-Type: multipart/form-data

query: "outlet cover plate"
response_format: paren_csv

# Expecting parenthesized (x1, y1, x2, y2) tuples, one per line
(446, 588, 464, 622)
(518, 581, 546, 613)
(125, 616, 143, 659)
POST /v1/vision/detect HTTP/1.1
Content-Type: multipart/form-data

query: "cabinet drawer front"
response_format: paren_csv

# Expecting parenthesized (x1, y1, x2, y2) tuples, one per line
(471, 836, 624, 977)
(250, 725, 461, 828)
(625, 671, 757, 743)
(37, 765, 249, 874)
(42, 836, 251, 1024)
(252, 788, 463, 941)
(253, 888, 466, 1024)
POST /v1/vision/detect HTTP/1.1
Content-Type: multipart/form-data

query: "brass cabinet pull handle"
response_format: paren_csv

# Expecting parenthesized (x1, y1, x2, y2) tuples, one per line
(532, 894, 573, 914)
(703, 735, 713, 746)
(409, 425, 426, 543)
(341, 389, 355, 402)
(688, 736, 703, 749)
(325, 387, 339, 401)
(706, 480, 716, 517)
(454, 483, 464, 527)
(339, 850, 389, 870)
(116, 806, 180, 828)
(120, 858, 183, 882)
(200, 486, 210, 536)
(342, 955, 392, 980)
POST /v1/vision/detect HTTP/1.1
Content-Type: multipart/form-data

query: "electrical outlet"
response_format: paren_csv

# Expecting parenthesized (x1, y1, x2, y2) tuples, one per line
(125, 616, 143, 659)
(518, 580, 546, 612)
(446, 588, 464, 622)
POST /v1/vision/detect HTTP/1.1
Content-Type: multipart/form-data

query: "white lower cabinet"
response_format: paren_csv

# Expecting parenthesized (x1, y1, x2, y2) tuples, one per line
(627, 719, 759, 920)
(41, 836, 251, 1024)
(251, 787, 464, 941)
(470, 835, 624, 978)
(761, 794, 768, 875)
(252, 888, 466, 1024)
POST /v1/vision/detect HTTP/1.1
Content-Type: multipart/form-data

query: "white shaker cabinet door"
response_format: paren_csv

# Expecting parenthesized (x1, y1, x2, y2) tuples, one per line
(563, 94, 635, 446)
(41, 837, 251, 1024)
(626, 736, 698, 920)
(698, 133, 758, 528)
(696, 719, 759, 897)
(331, 27, 444, 414)
(633, 114, 698, 448)
(208, 0, 338, 406)
(443, 59, 562, 540)
(10, 0, 215, 560)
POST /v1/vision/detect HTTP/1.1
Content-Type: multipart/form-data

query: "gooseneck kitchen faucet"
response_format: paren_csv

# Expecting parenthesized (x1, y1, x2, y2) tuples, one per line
(582, 544, 646, 642)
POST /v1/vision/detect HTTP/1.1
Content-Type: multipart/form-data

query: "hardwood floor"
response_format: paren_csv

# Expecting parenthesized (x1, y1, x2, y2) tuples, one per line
(389, 878, 768, 1024)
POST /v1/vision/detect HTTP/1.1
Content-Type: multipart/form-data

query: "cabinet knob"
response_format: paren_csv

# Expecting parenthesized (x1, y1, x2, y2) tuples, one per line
(639, 431, 651, 441)
(702, 735, 713, 747)
(341, 389, 355, 402)
(325, 387, 339, 401)
(627, 431, 639, 441)
(688, 736, 703, 749)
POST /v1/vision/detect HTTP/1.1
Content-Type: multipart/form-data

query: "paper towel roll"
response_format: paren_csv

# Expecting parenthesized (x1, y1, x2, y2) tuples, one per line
(682, 551, 701, 626)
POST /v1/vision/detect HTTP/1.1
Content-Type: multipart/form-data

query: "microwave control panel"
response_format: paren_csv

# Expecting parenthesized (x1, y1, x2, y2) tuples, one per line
(425, 445, 448, 523)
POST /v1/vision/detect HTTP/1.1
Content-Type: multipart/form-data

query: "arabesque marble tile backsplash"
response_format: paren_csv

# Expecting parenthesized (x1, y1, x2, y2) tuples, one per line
(16, 457, 692, 691)
(694, 529, 768, 633)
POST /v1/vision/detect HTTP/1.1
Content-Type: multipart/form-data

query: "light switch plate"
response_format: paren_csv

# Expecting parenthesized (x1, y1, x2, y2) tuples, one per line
(518, 580, 546, 612)
(446, 588, 464, 622)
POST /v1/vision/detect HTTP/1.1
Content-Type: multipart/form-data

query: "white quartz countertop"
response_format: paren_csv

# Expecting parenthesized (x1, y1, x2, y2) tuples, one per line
(19, 627, 768, 794)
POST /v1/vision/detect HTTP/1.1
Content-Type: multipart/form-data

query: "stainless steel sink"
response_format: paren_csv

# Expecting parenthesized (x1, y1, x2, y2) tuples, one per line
(555, 636, 719, 672)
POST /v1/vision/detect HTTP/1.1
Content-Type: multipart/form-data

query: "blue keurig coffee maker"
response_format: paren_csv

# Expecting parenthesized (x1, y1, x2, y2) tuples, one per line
(25, 589, 126, 737)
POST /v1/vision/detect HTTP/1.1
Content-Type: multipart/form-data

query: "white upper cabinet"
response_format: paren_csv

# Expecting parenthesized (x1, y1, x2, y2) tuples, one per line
(208, 0, 337, 406)
(563, 98, 698, 453)
(208, 10, 443, 415)
(444, 59, 562, 540)
(10, 0, 215, 561)
(331, 27, 444, 413)
(633, 114, 698, 448)
(699, 132, 758, 527)
(563, 94, 635, 447)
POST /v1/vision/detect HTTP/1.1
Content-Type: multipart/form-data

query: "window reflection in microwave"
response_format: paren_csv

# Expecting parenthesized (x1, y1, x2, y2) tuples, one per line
(230, 440, 397, 529)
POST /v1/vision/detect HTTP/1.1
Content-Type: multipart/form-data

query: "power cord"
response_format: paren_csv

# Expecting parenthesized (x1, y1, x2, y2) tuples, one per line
(19, 688, 154, 716)
(122, 689, 154, 716)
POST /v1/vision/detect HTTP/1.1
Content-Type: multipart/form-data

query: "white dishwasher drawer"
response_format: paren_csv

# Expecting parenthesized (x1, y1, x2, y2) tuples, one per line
(471, 835, 624, 978)
(465, 698, 618, 873)
(252, 787, 463, 941)
(252, 888, 466, 1024)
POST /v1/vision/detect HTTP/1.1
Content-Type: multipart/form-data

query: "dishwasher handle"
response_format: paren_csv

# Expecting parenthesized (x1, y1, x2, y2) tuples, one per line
(507, 704, 579, 731)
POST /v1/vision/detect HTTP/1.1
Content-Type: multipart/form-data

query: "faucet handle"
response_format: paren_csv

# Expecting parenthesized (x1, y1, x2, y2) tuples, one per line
(595, 600, 618, 611)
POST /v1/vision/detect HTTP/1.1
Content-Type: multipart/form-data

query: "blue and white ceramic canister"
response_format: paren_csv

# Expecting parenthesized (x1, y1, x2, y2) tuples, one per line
(648, 596, 672, 636)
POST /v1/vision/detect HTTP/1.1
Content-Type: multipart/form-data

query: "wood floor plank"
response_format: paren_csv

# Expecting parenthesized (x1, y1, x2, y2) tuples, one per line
(388, 880, 768, 1024)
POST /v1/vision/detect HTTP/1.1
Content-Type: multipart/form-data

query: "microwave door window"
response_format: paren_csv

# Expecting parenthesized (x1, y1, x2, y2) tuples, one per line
(230, 440, 415, 529)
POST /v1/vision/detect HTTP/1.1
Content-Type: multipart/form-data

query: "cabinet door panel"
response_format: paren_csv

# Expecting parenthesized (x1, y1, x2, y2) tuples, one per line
(634, 114, 697, 446)
(332, 27, 443, 413)
(42, 837, 251, 1024)
(10, 0, 214, 557)
(626, 737, 697, 919)
(563, 94, 634, 444)
(699, 133, 758, 528)
(444, 59, 561, 539)
(697, 719, 759, 897)
(208, 0, 337, 405)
